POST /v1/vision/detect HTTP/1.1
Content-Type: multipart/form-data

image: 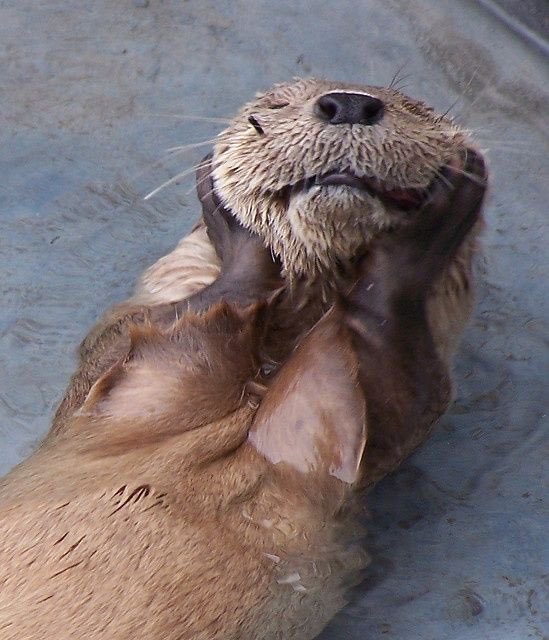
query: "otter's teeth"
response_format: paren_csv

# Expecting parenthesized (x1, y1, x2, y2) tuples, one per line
(316, 171, 369, 191)
(286, 169, 433, 212)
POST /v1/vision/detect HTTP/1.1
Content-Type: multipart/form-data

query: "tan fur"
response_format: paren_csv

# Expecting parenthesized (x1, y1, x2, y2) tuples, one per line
(211, 77, 480, 363)
(0, 305, 367, 640)
(213, 78, 470, 278)
(0, 78, 483, 639)
(132, 224, 220, 306)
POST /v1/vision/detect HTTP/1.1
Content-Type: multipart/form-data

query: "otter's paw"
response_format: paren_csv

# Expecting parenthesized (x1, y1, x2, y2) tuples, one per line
(196, 154, 282, 288)
(353, 148, 488, 313)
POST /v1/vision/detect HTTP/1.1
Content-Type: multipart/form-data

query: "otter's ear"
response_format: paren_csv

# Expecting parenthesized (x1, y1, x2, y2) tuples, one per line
(248, 310, 367, 485)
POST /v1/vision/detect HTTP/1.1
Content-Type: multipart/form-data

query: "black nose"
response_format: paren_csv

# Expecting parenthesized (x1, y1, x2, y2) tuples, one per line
(314, 92, 384, 126)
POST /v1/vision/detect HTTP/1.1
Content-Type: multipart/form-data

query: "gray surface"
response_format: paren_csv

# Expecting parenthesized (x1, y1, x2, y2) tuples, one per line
(1, 1, 547, 638)
(485, 0, 549, 40)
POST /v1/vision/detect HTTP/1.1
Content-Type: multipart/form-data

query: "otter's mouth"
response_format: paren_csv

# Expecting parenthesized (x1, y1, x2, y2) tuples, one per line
(284, 170, 435, 212)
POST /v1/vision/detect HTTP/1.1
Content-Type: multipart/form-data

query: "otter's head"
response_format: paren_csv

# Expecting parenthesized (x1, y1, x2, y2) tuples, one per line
(212, 77, 471, 279)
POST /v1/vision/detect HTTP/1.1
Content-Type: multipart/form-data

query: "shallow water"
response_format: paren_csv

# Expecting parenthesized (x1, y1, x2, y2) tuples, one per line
(1, 1, 547, 638)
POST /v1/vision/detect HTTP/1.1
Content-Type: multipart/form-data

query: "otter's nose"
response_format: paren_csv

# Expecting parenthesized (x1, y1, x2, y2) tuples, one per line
(314, 92, 384, 126)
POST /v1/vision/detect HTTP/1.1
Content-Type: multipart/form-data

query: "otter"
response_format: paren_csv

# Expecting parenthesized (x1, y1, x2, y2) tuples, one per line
(0, 78, 488, 639)
(52, 78, 482, 482)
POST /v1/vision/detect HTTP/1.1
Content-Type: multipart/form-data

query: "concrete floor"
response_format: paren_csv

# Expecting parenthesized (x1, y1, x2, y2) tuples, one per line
(1, 1, 547, 638)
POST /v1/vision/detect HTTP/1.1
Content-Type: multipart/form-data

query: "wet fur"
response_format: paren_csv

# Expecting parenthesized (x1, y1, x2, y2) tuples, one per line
(1, 303, 368, 639)
(210, 77, 481, 375)
(213, 78, 471, 278)
(0, 78, 485, 639)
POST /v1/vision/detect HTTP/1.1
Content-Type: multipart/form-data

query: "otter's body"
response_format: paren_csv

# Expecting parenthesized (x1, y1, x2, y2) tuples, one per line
(1, 299, 370, 640)
(0, 78, 487, 639)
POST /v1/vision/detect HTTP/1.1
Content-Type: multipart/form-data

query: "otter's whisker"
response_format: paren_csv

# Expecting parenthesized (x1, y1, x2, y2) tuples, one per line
(475, 139, 544, 150)
(433, 169, 454, 190)
(438, 97, 463, 121)
(466, 123, 544, 145)
(127, 134, 217, 187)
(165, 138, 220, 155)
(151, 113, 232, 125)
(483, 148, 544, 157)
(143, 163, 202, 200)
(439, 68, 482, 121)
(442, 164, 488, 186)
(190, 169, 219, 198)
(388, 62, 412, 90)
(474, 137, 535, 146)
(192, 185, 217, 200)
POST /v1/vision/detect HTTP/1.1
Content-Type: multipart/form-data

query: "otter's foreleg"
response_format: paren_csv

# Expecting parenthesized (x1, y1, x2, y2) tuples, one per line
(344, 151, 487, 487)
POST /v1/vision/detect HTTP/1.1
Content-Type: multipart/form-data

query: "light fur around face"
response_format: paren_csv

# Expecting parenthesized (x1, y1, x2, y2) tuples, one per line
(213, 78, 470, 277)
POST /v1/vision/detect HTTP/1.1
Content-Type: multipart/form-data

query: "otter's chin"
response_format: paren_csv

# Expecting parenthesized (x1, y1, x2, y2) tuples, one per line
(287, 186, 395, 231)
(282, 189, 384, 270)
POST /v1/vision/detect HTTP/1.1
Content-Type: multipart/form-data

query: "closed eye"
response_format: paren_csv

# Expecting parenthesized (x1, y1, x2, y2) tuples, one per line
(248, 115, 264, 135)
(268, 102, 289, 109)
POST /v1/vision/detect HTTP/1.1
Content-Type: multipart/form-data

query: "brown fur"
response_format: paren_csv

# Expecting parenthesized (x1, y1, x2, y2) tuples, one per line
(127, 78, 479, 365)
(0, 78, 486, 639)
(0, 304, 368, 640)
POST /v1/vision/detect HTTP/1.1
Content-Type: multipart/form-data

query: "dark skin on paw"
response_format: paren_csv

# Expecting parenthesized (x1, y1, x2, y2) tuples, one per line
(348, 149, 487, 321)
(195, 154, 282, 303)
(345, 149, 488, 485)
(197, 149, 486, 312)
(147, 156, 283, 324)
(196, 148, 487, 488)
